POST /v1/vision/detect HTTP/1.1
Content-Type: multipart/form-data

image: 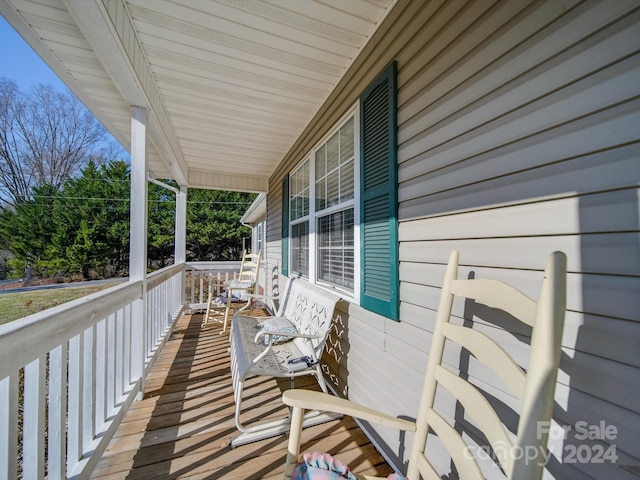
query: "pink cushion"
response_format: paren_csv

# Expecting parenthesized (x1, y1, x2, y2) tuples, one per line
(291, 452, 405, 480)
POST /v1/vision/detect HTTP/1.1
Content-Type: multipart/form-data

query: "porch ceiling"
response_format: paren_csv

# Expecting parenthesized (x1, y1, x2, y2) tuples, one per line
(1, 0, 395, 192)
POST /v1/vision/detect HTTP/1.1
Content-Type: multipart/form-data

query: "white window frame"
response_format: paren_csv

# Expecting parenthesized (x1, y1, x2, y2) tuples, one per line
(288, 105, 361, 301)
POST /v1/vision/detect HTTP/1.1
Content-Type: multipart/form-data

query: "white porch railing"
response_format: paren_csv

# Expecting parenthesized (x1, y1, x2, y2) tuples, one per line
(0, 263, 185, 480)
(185, 261, 242, 307)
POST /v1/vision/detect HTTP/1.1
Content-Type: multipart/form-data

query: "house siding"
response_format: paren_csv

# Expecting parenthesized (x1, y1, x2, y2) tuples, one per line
(266, 1, 640, 478)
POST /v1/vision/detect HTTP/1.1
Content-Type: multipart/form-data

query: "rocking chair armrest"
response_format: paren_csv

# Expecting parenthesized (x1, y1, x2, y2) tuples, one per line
(282, 390, 416, 432)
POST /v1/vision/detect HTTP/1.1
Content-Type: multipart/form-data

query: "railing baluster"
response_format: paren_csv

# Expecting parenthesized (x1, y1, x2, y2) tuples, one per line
(124, 305, 132, 387)
(107, 314, 116, 415)
(0, 373, 18, 480)
(116, 309, 124, 402)
(83, 327, 95, 453)
(151, 288, 157, 354)
(23, 356, 46, 479)
(130, 296, 144, 392)
(151, 287, 157, 350)
(152, 287, 158, 349)
(48, 344, 67, 480)
(67, 334, 82, 475)
(190, 272, 196, 304)
(161, 282, 168, 333)
(95, 319, 106, 431)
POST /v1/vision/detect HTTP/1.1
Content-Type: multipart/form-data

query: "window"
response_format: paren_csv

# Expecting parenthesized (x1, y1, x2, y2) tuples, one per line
(289, 159, 310, 277)
(290, 221, 309, 276)
(288, 114, 357, 294)
(282, 61, 398, 319)
(255, 220, 265, 259)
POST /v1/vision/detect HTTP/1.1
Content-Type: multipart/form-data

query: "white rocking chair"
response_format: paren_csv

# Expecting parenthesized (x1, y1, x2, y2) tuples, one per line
(203, 249, 261, 333)
(283, 250, 567, 480)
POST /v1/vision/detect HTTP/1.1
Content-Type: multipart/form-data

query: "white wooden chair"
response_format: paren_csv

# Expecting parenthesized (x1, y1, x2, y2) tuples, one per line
(203, 249, 261, 333)
(282, 250, 567, 480)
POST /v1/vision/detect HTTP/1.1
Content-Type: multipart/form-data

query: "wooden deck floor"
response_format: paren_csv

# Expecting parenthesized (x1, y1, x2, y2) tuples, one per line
(91, 309, 394, 479)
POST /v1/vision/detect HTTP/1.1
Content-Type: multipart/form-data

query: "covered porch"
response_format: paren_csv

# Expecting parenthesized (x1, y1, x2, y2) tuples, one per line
(4, 0, 638, 478)
(91, 310, 392, 480)
(0, 1, 397, 477)
(0, 263, 393, 479)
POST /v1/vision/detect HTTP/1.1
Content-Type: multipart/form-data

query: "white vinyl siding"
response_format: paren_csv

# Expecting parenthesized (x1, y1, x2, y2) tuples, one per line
(385, 2, 639, 477)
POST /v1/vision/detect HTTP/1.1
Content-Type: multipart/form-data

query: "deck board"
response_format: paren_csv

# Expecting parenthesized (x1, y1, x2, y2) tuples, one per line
(91, 310, 395, 479)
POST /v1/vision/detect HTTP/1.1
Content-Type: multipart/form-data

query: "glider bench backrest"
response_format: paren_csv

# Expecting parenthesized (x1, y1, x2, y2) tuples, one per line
(229, 277, 340, 446)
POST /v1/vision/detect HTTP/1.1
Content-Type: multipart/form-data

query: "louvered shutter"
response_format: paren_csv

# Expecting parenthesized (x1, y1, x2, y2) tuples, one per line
(281, 175, 289, 277)
(359, 61, 399, 320)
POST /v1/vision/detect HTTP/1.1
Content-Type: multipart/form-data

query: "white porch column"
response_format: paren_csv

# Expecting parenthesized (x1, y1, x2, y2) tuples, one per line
(175, 186, 187, 264)
(176, 186, 187, 299)
(130, 106, 148, 398)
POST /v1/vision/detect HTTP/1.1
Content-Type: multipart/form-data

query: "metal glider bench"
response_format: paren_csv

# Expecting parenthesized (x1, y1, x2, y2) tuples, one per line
(229, 277, 341, 447)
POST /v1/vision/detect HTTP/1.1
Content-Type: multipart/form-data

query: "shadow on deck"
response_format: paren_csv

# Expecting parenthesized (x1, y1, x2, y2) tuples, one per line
(91, 309, 394, 479)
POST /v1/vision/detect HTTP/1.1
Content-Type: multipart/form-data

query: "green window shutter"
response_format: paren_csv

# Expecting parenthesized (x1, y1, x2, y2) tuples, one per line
(281, 175, 289, 277)
(359, 61, 399, 320)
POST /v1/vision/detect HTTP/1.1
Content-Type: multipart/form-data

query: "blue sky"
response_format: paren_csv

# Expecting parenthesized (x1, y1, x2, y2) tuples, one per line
(0, 15, 69, 92)
(1, 15, 129, 159)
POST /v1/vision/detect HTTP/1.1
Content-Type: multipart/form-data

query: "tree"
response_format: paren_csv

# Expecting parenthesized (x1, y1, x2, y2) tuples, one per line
(186, 190, 255, 261)
(49, 160, 131, 278)
(0, 184, 57, 277)
(148, 182, 176, 269)
(0, 78, 112, 206)
(0, 160, 256, 279)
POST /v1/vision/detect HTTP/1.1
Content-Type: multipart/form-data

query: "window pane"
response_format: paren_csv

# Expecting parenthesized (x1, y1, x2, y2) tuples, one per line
(341, 117, 354, 161)
(326, 170, 339, 207)
(316, 177, 326, 211)
(327, 131, 339, 173)
(340, 159, 354, 202)
(315, 145, 326, 179)
(291, 221, 309, 277)
(315, 115, 355, 213)
(317, 209, 354, 290)
(290, 160, 309, 220)
(256, 221, 265, 258)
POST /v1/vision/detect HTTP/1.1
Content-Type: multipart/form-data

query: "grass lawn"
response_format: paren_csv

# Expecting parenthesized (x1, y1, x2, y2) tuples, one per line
(0, 284, 119, 326)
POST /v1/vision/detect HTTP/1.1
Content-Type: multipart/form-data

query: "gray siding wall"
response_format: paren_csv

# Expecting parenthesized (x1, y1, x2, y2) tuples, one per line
(266, 1, 640, 478)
